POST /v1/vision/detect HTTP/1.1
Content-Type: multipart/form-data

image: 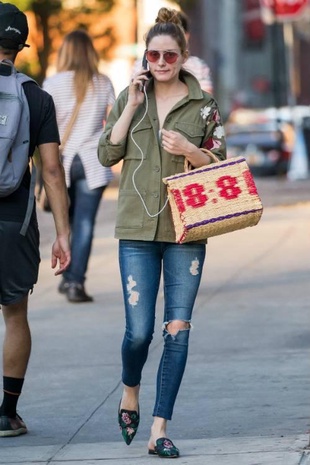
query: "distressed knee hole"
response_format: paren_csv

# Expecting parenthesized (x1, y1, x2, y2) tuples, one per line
(164, 319, 191, 336)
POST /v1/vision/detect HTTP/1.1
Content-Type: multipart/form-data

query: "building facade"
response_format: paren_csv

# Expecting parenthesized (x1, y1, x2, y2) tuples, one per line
(182, 0, 310, 118)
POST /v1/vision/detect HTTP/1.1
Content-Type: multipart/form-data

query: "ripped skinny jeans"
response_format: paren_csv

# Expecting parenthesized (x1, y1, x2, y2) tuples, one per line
(119, 240, 206, 420)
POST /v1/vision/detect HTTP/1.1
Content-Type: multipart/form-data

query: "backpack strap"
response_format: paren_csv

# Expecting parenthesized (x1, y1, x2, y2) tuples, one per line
(19, 159, 36, 236)
(18, 75, 38, 236)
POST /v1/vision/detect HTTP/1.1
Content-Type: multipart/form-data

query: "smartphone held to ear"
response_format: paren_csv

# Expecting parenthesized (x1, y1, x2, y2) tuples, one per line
(142, 52, 148, 71)
(139, 52, 151, 92)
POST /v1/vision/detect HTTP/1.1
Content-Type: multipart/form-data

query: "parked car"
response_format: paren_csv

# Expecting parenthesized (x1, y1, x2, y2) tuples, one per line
(225, 107, 310, 176)
(226, 121, 290, 176)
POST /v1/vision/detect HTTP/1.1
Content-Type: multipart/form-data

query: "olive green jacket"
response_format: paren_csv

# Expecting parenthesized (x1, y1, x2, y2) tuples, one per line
(98, 71, 226, 243)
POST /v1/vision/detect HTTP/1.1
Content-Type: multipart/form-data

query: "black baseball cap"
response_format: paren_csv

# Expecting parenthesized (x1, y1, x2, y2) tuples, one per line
(0, 2, 29, 51)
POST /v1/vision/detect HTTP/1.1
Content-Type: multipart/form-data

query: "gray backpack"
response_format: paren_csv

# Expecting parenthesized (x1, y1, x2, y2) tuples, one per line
(0, 59, 37, 235)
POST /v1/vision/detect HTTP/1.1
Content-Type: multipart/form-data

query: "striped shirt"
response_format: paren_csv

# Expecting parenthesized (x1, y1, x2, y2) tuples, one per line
(43, 70, 115, 189)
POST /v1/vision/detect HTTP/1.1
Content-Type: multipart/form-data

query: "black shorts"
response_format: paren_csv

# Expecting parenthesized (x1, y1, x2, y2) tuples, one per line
(0, 220, 40, 305)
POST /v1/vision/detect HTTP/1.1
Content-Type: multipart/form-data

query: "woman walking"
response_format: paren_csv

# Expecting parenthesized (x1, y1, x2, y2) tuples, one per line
(98, 8, 226, 457)
(44, 30, 115, 302)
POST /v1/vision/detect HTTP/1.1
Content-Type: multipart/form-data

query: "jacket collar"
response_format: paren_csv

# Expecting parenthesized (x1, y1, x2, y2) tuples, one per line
(179, 69, 205, 100)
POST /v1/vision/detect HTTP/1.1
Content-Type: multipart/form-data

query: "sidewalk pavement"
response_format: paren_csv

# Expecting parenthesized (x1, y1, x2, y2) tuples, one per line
(0, 179, 310, 464)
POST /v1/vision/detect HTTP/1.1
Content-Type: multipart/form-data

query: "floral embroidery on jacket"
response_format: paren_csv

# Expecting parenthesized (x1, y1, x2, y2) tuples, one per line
(201, 104, 226, 150)
(200, 105, 211, 120)
(203, 137, 222, 150)
(212, 109, 221, 123)
(214, 125, 225, 139)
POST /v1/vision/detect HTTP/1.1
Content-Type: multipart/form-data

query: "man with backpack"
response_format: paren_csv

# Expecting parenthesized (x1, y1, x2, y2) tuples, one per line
(0, 3, 71, 436)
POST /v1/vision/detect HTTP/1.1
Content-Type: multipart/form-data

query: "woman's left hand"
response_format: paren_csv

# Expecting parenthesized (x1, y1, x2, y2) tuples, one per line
(161, 128, 212, 168)
(161, 129, 192, 156)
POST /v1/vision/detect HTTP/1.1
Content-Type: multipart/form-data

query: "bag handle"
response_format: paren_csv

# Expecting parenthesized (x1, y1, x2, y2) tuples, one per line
(184, 148, 220, 172)
(60, 100, 82, 153)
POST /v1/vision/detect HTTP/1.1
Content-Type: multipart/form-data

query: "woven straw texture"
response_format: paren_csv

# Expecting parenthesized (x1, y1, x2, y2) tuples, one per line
(163, 153, 263, 244)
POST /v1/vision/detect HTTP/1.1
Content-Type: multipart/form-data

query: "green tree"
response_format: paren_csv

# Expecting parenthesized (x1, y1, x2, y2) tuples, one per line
(14, 0, 115, 84)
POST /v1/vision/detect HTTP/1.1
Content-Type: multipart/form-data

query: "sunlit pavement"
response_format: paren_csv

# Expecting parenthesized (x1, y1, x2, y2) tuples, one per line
(0, 177, 309, 464)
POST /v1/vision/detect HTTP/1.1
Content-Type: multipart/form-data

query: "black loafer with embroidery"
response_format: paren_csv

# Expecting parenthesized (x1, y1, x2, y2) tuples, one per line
(148, 437, 180, 458)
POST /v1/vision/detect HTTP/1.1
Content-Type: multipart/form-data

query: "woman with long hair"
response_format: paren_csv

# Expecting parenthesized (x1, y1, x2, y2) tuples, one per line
(44, 30, 115, 303)
(99, 8, 226, 457)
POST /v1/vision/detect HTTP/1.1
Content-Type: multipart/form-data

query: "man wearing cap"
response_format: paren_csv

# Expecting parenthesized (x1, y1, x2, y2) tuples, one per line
(0, 3, 71, 437)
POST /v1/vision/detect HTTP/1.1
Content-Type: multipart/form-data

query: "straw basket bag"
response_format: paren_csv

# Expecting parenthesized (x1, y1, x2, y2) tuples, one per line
(163, 149, 263, 244)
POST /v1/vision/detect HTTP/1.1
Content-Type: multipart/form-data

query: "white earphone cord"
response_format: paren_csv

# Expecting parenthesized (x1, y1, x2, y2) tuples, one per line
(130, 87, 168, 218)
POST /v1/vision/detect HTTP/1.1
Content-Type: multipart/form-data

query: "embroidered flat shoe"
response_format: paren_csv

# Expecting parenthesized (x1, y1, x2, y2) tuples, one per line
(118, 402, 140, 446)
(148, 437, 180, 458)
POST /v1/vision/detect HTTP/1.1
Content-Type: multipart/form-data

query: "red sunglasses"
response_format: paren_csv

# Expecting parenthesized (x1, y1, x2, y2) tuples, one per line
(145, 50, 180, 64)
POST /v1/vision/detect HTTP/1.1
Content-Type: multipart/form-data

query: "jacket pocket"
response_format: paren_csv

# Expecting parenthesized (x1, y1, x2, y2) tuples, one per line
(125, 121, 153, 160)
(116, 190, 144, 229)
(174, 121, 205, 146)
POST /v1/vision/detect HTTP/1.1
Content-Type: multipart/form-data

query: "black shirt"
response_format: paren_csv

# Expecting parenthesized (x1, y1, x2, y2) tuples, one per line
(0, 80, 60, 222)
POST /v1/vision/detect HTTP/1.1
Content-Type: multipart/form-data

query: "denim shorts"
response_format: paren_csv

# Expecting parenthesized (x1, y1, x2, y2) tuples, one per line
(0, 220, 40, 305)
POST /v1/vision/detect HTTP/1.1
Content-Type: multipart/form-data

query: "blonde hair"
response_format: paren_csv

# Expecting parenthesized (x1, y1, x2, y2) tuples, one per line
(56, 29, 99, 103)
(145, 7, 187, 54)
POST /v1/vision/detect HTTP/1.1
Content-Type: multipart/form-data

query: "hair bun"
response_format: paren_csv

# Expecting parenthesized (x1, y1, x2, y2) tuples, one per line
(155, 7, 181, 27)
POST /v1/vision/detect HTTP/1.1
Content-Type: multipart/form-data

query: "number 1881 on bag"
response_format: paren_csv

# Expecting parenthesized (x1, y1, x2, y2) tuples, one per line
(163, 155, 263, 244)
